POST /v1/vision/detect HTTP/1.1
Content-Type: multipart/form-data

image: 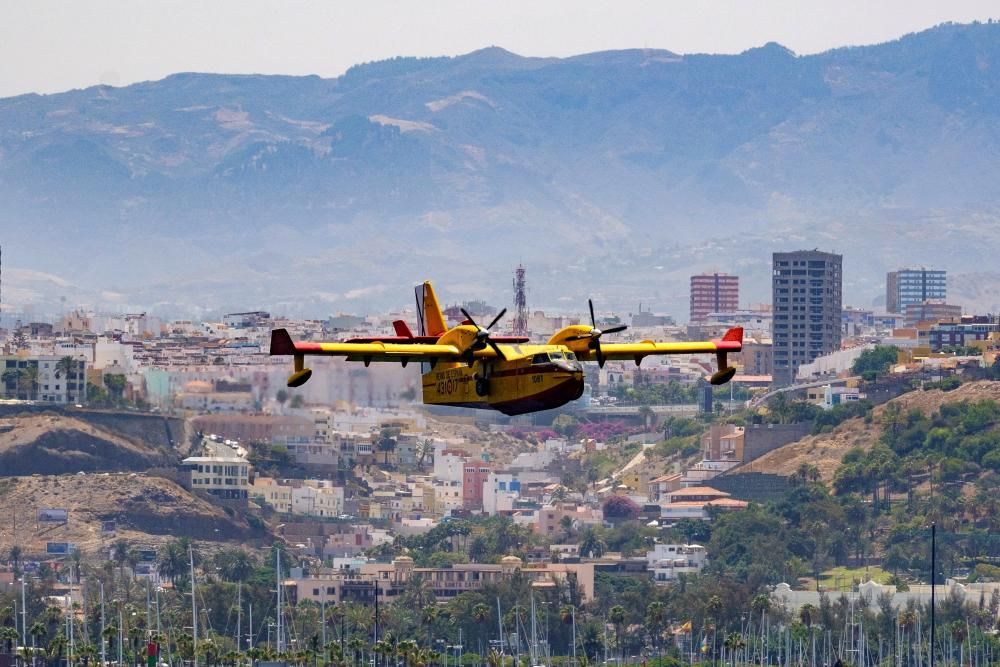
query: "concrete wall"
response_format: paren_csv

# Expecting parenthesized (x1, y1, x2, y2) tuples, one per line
(743, 422, 812, 462)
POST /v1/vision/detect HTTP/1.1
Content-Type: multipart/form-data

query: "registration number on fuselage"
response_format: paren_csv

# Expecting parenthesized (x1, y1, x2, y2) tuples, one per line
(432, 369, 472, 395)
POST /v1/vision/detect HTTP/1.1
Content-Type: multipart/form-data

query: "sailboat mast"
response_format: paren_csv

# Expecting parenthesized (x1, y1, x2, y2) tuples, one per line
(191, 545, 198, 667)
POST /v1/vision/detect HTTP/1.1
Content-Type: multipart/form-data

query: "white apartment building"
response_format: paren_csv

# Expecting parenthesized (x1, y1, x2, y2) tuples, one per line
(646, 544, 708, 583)
(433, 443, 467, 483)
(182, 455, 251, 500)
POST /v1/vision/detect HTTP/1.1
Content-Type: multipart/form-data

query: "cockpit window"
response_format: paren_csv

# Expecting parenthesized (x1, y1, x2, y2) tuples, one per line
(532, 353, 549, 364)
(550, 351, 565, 360)
(565, 352, 576, 361)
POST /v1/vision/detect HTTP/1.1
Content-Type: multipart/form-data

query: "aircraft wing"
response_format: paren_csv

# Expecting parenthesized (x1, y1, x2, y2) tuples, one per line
(271, 328, 464, 362)
(578, 327, 743, 385)
(270, 328, 503, 386)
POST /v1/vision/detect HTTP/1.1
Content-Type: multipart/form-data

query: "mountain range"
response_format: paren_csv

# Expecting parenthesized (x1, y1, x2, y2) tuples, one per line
(2, 21, 1000, 320)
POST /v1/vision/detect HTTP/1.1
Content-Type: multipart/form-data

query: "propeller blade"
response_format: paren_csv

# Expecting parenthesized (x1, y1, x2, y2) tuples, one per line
(488, 340, 506, 361)
(460, 308, 479, 329)
(588, 299, 597, 329)
(486, 308, 507, 332)
(602, 324, 628, 335)
(595, 339, 605, 368)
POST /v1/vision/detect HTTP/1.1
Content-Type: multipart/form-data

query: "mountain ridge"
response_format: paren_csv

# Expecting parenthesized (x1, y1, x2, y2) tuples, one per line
(2, 21, 1000, 319)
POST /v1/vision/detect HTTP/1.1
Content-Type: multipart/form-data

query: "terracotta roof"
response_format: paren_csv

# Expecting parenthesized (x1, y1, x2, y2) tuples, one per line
(669, 486, 729, 497)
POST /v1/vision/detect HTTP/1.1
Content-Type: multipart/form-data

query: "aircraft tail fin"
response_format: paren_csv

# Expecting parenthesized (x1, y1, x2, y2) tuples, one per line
(414, 281, 447, 337)
(722, 327, 744, 343)
(270, 328, 297, 356)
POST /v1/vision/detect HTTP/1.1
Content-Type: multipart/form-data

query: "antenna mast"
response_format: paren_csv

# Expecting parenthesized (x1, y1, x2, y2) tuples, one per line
(512, 264, 528, 337)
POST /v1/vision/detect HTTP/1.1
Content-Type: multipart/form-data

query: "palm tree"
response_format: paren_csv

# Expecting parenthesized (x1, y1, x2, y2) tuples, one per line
(1, 368, 20, 398)
(55, 356, 78, 403)
(486, 648, 504, 667)
(7, 545, 22, 573)
(18, 364, 39, 400)
(29, 622, 46, 655)
(645, 601, 666, 661)
(420, 606, 438, 648)
(112, 539, 131, 578)
(608, 605, 626, 664)
(215, 548, 257, 582)
(1, 627, 19, 655)
(157, 539, 187, 585)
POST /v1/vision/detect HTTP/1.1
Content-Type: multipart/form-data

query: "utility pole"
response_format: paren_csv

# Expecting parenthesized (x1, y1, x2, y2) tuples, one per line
(190, 545, 198, 667)
(930, 522, 936, 667)
(237, 582, 242, 654)
(100, 583, 107, 666)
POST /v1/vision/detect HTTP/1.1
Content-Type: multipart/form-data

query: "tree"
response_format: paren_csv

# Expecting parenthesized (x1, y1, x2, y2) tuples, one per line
(601, 495, 640, 521)
(7, 545, 22, 573)
(290, 394, 305, 409)
(18, 364, 39, 400)
(608, 605, 626, 663)
(1, 368, 20, 398)
(851, 345, 898, 379)
(377, 428, 400, 465)
(215, 548, 257, 582)
(276, 390, 289, 407)
(104, 374, 127, 402)
(112, 539, 131, 578)
(55, 356, 78, 403)
(645, 601, 666, 660)
(578, 528, 607, 558)
(559, 515, 575, 540)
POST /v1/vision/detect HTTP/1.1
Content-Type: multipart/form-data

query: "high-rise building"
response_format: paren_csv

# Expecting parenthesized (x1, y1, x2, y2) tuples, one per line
(886, 268, 947, 314)
(772, 250, 843, 387)
(689, 273, 739, 323)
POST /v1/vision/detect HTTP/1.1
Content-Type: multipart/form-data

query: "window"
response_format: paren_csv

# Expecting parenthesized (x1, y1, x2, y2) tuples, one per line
(532, 353, 549, 364)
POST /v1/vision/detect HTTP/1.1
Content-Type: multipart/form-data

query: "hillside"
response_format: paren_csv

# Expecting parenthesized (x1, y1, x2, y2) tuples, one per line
(3, 22, 1000, 316)
(0, 473, 267, 558)
(744, 381, 1000, 481)
(0, 413, 178, 475)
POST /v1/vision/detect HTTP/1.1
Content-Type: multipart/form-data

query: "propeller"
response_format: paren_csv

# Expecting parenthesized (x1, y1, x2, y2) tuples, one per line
(460, 307, 507, 361)
(565, 298, 628, 367)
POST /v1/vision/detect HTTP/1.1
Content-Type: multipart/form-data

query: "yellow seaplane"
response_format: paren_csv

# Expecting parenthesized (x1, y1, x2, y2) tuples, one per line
(270, 282, 742, 416)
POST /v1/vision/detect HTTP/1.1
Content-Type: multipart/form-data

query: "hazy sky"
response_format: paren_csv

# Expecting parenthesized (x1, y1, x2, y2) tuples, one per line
(1, 0, 998, 98)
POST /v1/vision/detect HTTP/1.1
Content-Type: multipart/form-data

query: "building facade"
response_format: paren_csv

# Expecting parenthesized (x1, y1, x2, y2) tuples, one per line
(772, 251, 843, 386)
(689, 273, 739, 324)
(886, 268, 946, 314)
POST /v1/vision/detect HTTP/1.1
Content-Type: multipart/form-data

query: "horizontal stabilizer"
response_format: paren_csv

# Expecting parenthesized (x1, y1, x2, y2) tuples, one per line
(393, 320, 415, 338)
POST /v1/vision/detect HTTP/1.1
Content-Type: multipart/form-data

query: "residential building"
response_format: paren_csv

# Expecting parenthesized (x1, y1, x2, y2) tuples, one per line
(739, 340, 773, 376)
(772, 250, 843, 386)
(1, 355, 87, 403)
(660, 486, 748, 521)
(689, 273, 739, 324)
(646, 544, 708, 583)
(920, 316, 1000, 352)
(181, 449, 251, 501)
(886, 268, 946, 314)
(284, 555, 595, 605)
(462, 458, 491, 510)
(904, 301, 963, 327)
(223, 311, 271, 328)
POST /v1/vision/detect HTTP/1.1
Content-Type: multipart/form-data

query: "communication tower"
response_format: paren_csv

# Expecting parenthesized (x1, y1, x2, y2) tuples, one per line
(512, 264, 528, 336)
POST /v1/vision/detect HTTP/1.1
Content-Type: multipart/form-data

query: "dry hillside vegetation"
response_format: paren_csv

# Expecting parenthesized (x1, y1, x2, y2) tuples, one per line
(746, 381, 1000, 482)
(0, 413, 177, 475)
(0, 473, 264, 558)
